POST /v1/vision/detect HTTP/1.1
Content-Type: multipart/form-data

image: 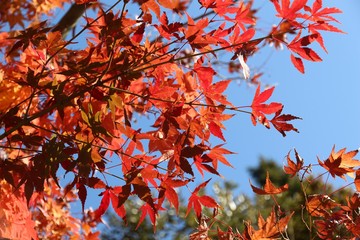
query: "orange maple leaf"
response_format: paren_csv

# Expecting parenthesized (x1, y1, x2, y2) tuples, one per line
(250, 172, 288, 195)
(354, 170, 360, 192)
(284, 149, 304, 177)
(306, 194, 340, 217)
(158, 0, 188, 13)
(318, 146, 360, 179)
(243, 208, 293, 239)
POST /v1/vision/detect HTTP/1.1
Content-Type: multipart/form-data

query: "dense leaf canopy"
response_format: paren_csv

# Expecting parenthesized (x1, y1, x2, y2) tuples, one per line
(0, 0, 359, 239)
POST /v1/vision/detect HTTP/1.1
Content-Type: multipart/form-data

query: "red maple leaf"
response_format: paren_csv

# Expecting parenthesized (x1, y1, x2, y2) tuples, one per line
(251, 85, 283, 128)
(209, 121, 225, 141)
(271, 0, 307, 21)
(288, 32, 322, 71)
(194, 66, 215, 91)
(131, 23, 145, 44)
(136, 203, 159, 231)
(270, 107, 301, 137)
(159, 178, 188, 212)
(93, 189, 110, 220)
(290, 53, 305, 73)
(194, 155, 221, 177)
(76, 183, 87, 212)
(109, 189, 127, 223)
(234, 2, 256, 31)
(186, 179, 218, 219)
(301, 0, 344, 34)
(154, 12, 182, 40)
(205, 144, 234, 169)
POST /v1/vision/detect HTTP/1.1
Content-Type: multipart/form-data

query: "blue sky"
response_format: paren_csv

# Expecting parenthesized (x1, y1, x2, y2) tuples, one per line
(217, 1, 360, 195)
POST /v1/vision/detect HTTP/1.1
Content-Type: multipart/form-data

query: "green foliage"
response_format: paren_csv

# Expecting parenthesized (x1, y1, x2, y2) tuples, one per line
(101, 197, 196, 240)
(102, 157, 353, 239)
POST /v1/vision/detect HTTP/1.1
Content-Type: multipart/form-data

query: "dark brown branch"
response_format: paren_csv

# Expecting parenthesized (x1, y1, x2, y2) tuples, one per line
(52, 3, 92, 38)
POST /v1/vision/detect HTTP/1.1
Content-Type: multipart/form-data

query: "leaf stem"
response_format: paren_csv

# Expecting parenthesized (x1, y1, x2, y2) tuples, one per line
(103, 85, 253, 114)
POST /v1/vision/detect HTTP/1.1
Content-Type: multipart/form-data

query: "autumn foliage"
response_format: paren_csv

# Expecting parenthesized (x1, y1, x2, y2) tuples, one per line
(0, 0, 358, 239)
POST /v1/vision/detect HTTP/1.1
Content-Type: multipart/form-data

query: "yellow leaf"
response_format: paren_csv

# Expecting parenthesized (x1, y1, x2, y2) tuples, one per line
(91, 149, 102, 163)
(81, 110, 90, 125)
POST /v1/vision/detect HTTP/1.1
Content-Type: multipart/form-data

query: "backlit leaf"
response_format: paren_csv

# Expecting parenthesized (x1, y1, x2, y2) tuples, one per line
(209, 121, 225, 141)
(270, 107, 301, 137)
(194, 67, 215, 91)
(290, 53, 305, 73)
(306, 194, 340, 217)
(250, 172, 288, 195)
(284, 149, 304, 177)
(93, 189, 110, 220)
(355, 170, 360, 192)
(136, 203, 157, 231)
(110, 190, 127, 223)
(251, 85, 283, 128)
(318, 146, 360, 179)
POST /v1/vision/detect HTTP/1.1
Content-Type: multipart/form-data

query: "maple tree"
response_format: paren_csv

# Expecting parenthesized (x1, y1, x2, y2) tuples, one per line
(0, 0, 358, 239)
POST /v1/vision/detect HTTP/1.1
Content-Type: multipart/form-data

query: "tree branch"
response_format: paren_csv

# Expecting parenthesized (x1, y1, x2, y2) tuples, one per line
(52, 3, 92, 38)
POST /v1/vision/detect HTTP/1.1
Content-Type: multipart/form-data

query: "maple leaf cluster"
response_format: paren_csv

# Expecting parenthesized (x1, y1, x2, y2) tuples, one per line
(0, 0, 67, 29)
(0, 178, 100, 239)
(250, 85, 301, 136)
(280, 147, 360, 239)
(0, 179, 37, 239)
(0, 0, 349, 239)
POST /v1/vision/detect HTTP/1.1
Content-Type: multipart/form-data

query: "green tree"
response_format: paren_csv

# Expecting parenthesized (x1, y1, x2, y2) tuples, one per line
(102, 157, 353, 239)
(101, 196, 197, 240)
(249, 157, 353, 240)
